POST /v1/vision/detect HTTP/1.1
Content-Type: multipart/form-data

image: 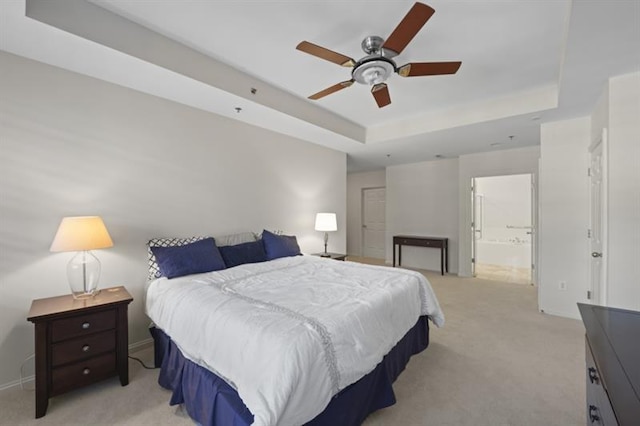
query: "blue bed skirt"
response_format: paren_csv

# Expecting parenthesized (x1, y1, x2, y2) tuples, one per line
(150, 315, 429, 426)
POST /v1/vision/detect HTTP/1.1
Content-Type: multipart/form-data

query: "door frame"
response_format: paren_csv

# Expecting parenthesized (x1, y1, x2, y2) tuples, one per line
(588, 128, 608, 305)
(361, 186, 386, 258)
(471, 178, 481, 277)
(469, 173, 538, 285)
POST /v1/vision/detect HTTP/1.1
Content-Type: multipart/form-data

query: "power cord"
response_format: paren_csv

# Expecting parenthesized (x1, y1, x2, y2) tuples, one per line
(20, 354, 35, 391)
(128, 355, 157, 369)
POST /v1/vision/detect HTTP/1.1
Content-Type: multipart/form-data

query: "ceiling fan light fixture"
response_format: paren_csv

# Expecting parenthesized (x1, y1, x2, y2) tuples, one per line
(352, 57, 395, 85)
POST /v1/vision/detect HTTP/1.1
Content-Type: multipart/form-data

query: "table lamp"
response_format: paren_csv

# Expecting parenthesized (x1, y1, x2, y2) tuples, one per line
(315, 213, 337, 257)
(50, 216, 113, 299)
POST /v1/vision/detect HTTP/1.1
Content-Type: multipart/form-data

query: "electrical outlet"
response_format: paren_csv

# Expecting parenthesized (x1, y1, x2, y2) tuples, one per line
(559, 281, 567, 291)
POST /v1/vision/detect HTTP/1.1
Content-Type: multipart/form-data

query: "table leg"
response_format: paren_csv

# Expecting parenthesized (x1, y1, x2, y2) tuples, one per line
(398, 245, 402, 266)
(34, 323, 48, 418)
(393, 244, 396, 267)
(440, 246, 444, 275)
(445, 243, 449, 273)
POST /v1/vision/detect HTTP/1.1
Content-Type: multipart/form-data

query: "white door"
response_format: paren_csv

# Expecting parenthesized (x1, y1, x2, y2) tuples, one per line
(362, 187, 386, 259)
(589, 129, 608, 304)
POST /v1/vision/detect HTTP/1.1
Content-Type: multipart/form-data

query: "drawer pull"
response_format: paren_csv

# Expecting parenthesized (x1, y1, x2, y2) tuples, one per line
(588, 405, 600, 423)
(588, 367, 598, 384)
(82, 322, 91, 329)
(82, 368, 91, 376)
(82, 345, 90, 352)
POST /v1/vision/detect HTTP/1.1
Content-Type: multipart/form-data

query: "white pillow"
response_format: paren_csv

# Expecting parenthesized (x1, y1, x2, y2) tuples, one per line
(214, 232, 259, 247)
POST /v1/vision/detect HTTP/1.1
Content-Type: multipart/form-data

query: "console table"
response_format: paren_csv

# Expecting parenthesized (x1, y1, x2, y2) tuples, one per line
(393, 235, 449, 275)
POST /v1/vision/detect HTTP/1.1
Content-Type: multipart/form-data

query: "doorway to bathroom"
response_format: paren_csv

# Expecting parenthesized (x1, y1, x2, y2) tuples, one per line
(471, 174, 534, 285)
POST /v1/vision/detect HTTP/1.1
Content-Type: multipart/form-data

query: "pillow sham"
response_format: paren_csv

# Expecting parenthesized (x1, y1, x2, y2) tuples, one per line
(219, 240, 267, 268)
(147, 236, 207, 280)
(262, 229, 301, 260)
(150, 237, 226, 279)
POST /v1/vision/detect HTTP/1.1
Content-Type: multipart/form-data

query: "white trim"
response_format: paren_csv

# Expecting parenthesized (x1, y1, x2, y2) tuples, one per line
(128, 337, 154, 352)
(0, 338, 155, 391)
(539, 309, 581, 321)
(0, 374, 36, 391)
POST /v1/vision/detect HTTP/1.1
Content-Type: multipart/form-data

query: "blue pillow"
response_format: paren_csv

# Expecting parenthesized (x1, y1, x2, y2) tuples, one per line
(219, 240, 267, 268)
(262, 230, 301, 260)
(150, 237, 225, 279)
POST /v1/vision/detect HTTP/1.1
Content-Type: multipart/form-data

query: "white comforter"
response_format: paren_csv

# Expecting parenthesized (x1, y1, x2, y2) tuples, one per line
(146, 255, 444, 426)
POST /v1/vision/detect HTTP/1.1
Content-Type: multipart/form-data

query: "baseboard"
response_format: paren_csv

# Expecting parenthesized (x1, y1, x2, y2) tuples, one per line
(128, 337, 154, 352)
(0, 374, 36, 392)
(0, 338, 155, 391)
(539, 308, 581, 321)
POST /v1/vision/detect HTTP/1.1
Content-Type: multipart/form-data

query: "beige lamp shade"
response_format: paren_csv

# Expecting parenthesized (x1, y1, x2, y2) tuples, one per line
(50, 216, 114, 252)
(315, 213, 337, 232)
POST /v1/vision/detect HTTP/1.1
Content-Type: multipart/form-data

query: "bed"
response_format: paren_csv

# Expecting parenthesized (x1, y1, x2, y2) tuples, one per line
(145, 232, 444, 426)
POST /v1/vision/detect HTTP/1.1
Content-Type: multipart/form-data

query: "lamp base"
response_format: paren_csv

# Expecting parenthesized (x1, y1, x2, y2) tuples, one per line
(67, 251, 101, 299)
(320, 253, 331, 258)
(72, 289, 100, 300)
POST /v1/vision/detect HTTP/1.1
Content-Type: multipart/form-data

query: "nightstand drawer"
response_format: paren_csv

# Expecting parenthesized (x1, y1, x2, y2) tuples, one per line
(52, 329, 116, 367)
(51, 309, 115, 342)
(51, 352, 116, 396)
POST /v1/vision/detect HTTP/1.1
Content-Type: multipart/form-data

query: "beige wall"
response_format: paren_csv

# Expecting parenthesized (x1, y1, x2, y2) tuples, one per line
(606, 72, 640, 310)
(0, 52, 346, 388)
(538, 71, 640, 318)
(383, 147, 540, 275)
(538, 117, 591, 318)
(386, 159, 460, 272)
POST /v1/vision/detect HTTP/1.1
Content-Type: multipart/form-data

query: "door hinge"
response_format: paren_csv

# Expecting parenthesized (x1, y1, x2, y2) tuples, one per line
(531, 264, 535, 270)
(587, 167, 591, 177)
(471, 257, 475, 264)
(587, 290, 592, 300)
(587, 229, 592, 238)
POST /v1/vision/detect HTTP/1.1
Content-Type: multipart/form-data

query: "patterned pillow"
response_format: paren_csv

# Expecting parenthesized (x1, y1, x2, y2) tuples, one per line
(151, 238, 226, 279)
(147, 236, 207, 280)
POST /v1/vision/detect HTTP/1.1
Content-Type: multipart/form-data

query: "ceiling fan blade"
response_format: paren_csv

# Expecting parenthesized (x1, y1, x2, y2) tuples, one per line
(296, 41, 356, 67)
(397, 61, 462, 77)
(382, 2, 435, 55)
(308, 80, 355, 100)
(371, 83, 391, 108)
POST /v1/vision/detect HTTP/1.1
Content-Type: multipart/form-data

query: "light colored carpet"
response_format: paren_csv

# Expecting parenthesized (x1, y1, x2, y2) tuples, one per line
(0, 261, 585, 426)
(475, 263, 532, 285)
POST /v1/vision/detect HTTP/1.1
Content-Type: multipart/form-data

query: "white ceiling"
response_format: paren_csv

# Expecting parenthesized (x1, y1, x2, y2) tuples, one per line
(1, 0, 639, 172)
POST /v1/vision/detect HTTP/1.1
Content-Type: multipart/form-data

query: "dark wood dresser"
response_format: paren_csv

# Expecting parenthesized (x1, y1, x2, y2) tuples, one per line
(27, 286, 133, 418)
(578, 303, 640, 426)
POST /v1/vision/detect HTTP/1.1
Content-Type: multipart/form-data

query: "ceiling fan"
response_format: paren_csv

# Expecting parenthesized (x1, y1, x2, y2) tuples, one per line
(296, 2, 461, 108)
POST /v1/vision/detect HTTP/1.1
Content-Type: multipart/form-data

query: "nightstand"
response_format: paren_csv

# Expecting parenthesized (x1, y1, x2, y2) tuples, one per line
(27, 286, 133, 418)
(312, 252, 347, 261)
